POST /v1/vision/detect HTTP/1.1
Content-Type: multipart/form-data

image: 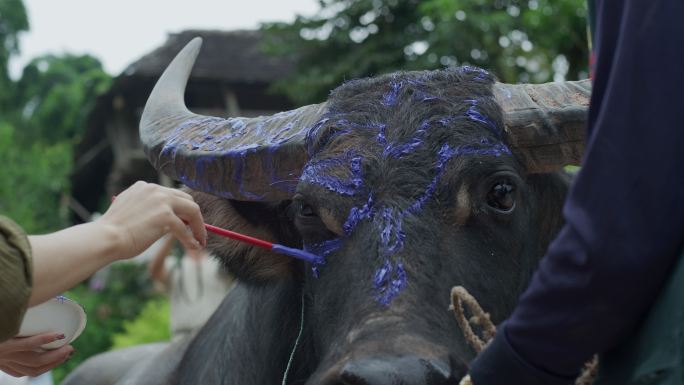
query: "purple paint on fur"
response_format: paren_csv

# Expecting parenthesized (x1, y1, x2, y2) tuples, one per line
(374, 259, 391, 288)
(373, 259, 408, 305)
(465, 99, 499, 133)
(382, 119, 430, 158)
(376, 124, 388, 146)
(343, 194, 376, 235)
(305, 238, 342, 260)
(459, 65, 490, 81)
(381, 78, 404, 107)
(272, 244, 323, 264)
(334, 119, 386, 131)
(378, 207, 406, 254)
(305, 238, 343, 277)
(384, 137, 424, 158)
(408, 140, 510, 213)
(301, 154, 364, 196)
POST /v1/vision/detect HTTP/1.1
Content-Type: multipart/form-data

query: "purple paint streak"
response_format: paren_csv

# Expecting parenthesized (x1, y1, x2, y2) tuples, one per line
(409, 140, 511, 214)
(305, 238, 343, 277)
(300, 154, 364, 196)
(272, 244, 324, 264)
(343, 194, 376, 235)
(378, 207, 405, 254)
(465, 99, 499, 134)
(373, 259, 408, 305)
(382, 78, 404, 107)
(376, 124, 388, 146)
(459, 65, 490, 81)
(270, 120, 298, 145)
(382, 120, 431, 158)
(234, 158, 267, 200)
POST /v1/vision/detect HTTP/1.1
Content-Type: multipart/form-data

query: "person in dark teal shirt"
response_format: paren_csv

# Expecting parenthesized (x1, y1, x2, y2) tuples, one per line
(469, 1, 684, 384)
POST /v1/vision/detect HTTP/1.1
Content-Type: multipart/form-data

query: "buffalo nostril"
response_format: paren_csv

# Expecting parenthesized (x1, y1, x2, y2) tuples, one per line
(324, 356, 456, 385)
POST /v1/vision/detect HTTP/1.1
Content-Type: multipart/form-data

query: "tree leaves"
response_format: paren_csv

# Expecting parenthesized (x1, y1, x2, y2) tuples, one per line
(261, 0, 588, 105)
(0, 1, 111, 233)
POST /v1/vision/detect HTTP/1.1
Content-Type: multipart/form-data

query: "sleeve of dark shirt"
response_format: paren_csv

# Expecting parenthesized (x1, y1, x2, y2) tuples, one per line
(470, 1, 684, 384)
(0, 216, 33, 343)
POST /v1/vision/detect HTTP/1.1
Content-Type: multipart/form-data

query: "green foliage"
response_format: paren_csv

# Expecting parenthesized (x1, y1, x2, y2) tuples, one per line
(51, 263, 161, 383)
(0, 54, 111, 233)
(262, 0, 588, 105)
(0, 0, 29, 109)
(0, 122, 72, 233)
(0, 2, 111, 233)
(111, 298, 171, 350)
(13, 54, 111, 144)
(420, 0, 588, 82)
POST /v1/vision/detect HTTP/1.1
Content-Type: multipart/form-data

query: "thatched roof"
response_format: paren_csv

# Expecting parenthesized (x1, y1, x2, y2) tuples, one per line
(70, 29, 295, 220)
(121, 29, 293, 83)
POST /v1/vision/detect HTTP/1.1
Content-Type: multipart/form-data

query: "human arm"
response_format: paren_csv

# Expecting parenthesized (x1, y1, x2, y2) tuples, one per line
(148, 236, 175, 288)
(28, 181, 207, 306)
(470, 1, 684, 384)
(0, 333, 73, 377)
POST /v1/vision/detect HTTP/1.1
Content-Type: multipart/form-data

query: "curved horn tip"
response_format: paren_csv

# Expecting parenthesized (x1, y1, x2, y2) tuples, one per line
(184, 37, 203, 57)
(140, 36, 204, 132)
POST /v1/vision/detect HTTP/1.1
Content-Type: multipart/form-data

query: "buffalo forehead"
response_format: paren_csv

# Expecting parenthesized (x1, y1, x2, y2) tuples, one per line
(298, 67, 513, 306)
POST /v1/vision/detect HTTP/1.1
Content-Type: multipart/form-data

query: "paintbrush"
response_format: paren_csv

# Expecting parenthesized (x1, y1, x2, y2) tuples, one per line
(111, 195, 323, 264)
(203, 223, 323, 264)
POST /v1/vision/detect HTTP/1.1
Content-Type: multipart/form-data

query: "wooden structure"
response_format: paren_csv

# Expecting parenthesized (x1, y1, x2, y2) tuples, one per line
(70, 30, 294, 219)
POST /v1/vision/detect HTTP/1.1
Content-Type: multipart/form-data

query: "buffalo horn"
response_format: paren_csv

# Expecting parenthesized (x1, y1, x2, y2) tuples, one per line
(493, 79, 592, 173)
(139, 37, 327, 201)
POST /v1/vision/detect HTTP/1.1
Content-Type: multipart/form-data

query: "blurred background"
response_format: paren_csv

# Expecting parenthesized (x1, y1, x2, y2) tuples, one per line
(0, 0, 588, 382)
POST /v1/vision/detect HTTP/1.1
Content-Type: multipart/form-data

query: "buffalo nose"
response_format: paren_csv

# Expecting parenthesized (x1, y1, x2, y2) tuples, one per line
(324, 356, 457, 385)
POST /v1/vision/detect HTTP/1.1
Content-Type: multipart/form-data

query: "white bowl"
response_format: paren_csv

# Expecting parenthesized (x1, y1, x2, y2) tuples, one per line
(17, 296, 87, 350)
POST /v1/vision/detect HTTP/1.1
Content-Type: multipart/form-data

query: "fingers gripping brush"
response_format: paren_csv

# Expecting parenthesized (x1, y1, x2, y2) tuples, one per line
(111, 196, 324, 264)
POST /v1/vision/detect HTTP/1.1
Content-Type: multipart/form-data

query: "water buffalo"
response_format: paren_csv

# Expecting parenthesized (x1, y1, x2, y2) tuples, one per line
(65, 38, 590, 385)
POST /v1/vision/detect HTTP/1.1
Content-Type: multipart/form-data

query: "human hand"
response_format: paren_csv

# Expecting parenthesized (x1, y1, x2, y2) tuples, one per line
(0, 333, 73, 377)
(99, 181, 207, 261)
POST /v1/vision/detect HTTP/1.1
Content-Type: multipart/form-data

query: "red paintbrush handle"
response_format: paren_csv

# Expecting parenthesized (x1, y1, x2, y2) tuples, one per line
(204, 224, 274, 250)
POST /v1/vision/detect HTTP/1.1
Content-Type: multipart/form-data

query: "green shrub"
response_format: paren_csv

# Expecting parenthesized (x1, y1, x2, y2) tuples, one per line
(111, 298, 170, 350)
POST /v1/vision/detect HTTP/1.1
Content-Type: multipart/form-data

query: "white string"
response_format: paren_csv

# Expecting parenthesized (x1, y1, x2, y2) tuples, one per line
(281, 291, 305, 385)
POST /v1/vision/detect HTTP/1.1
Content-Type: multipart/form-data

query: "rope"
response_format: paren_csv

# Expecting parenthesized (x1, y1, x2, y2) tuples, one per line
(449, 286, 497, 353)
(281, 290, 306, 385)
(449, 286, 598, 385)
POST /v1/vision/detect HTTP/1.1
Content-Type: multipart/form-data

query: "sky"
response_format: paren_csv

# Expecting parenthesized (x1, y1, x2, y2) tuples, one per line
(10, 0, 320, 78)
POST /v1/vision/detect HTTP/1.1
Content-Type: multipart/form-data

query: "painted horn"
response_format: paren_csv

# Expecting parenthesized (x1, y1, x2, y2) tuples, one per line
(493, 79, 591, 173)
(140, 37, 327, 201)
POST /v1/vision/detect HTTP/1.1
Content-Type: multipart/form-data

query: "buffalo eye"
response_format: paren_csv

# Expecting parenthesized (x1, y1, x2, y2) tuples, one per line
(300, 203, 316, 217)
(486, 180, 516, 212)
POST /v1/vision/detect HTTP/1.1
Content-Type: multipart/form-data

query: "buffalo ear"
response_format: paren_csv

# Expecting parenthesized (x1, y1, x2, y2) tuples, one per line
(186, 189, 301, 284)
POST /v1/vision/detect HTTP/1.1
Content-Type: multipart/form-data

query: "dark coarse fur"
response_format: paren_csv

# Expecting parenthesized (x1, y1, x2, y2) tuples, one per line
(170, 281, 304, 385)
(75, 67, 572, 385)
(189, 190, 301, 283)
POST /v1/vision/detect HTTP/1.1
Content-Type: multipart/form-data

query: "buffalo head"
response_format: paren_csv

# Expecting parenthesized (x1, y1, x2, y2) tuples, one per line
(140, 38, 589, 384)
